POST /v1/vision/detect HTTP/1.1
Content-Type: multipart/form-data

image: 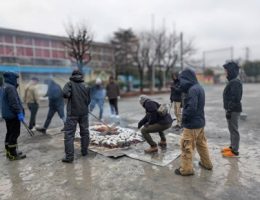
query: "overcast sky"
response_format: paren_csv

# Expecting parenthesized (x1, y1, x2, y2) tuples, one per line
(1, 0, 260, 64)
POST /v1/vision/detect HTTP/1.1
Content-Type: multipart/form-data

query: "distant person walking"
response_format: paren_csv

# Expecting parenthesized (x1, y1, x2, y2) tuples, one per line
(2, 72, 26, 160)
(89, 78, 106, 120)
(36, 79, 65, 134)
(175, 68, 213, 176)
(170, 72, 182, 130)
(138, 95, 173, 153)
(221, 61, 243, 157)
(62, 70, 91, 163)
(106, 76, 120, 117)
(24, 77, 39, 130)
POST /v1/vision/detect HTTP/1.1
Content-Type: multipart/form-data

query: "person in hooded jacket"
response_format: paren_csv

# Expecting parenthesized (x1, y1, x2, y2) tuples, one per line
(175, 68, 213, 176)
(221, 61, 243, 157)
(106, 76, 120, 117)
(36, 79, 65, 134)
(89, 78, 106, 120)
(1, 72, 26, 160)
(62, 70, 91, 163)
(138, 95, 173, 153)
(170, 72, 182, 130)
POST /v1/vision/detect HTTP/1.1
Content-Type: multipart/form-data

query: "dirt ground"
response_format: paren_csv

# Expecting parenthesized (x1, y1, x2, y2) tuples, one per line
(0, 84, 259, 200)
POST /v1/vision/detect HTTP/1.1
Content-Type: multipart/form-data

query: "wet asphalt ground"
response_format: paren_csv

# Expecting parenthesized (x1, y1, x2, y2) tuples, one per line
(0, 84, 259, 200)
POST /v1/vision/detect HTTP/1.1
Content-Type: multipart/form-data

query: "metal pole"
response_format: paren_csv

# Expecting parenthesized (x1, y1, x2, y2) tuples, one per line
(180, 32, 183, 70)
(151, 14, 155, 93)
(202, 51, 206, 71)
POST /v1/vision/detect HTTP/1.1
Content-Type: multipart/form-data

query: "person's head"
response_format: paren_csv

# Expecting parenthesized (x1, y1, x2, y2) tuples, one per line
(96, 78, 102, 85)
(223, 61, 239, 81)
(179, 68, 198, 93)
(31, 77, 39, 85)
(70, 70, 84, 82)
(139, 95, 150, 106)
(3, 72, 19, 87)
(109, 75, 114, 83)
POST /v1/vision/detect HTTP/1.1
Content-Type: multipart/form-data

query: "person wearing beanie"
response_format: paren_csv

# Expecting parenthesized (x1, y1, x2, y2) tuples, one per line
(2, 72, 26, 160)
(175, 68, 213, 176)
(138, 95, 173, 153)
(62, 70, 91, 163)
(221, 61, 243, 157)
(24, 77, 39, 130)
(89, 78, 106, 120)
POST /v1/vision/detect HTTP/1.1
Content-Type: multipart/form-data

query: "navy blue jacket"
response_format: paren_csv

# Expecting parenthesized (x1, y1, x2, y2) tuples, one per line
(170, 78, 182, 102)
(138, 100, 173, 128)
(179, 69, 205, 129)
(223, 62, 243, 112)
(45, 80, 64, 107)
(1, 72, 24, 120)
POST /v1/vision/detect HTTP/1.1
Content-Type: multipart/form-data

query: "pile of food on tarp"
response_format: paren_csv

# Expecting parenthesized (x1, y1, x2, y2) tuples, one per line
(75, 124, 144, 149)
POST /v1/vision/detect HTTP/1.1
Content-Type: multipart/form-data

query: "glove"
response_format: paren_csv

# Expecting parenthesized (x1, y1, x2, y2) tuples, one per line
(138, 122, 142, 129)
(226, 111, 232, 120)
(117, 96, 121, 100)
(18, 113, 25, 122)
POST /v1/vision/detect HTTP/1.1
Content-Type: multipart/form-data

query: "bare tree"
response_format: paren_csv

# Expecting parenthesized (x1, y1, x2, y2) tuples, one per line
(64, 22, 93, 74)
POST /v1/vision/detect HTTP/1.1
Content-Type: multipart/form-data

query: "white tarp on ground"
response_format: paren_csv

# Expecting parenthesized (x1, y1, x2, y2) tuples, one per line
(75, 126, 181, 166)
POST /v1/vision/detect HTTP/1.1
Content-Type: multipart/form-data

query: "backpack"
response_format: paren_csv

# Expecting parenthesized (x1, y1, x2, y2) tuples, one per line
(157, 103, 171, 117)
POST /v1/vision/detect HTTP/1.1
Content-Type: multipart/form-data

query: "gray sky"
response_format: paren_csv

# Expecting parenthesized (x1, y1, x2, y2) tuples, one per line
(1, 0, 260, 63)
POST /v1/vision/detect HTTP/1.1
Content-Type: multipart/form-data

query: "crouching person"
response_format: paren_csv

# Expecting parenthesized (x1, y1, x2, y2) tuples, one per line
(138, 95, 173, 153)
(175, 68, 213, 176)
(62, 70, 91, 163)
(2, 72, 26, 160)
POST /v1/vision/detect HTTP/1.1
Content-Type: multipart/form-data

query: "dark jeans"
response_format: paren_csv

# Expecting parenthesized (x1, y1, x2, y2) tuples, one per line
(141, 123, 172, 147)
(28, 103, 39, 129)
(227, 112, 240, 152)
(89, 98, 104, 119)
(43, 104, 65, 129)
(109, 98, 118, 115)
(64, 115, 90, 160)
(5, 118, 21, 151)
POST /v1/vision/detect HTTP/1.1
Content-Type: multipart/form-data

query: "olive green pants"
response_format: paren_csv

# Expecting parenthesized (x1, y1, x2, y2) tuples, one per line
(179, 128, 213, 175)
(141, 123, 172, 147)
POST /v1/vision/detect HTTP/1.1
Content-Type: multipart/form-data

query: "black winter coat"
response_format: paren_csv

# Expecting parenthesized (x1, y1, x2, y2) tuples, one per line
(138, 100, 173, 128)
(223, 63, 243, 112)
(1, 72, 24, 120)
(179, 69, 205, 129)
(170, 79, 182, 102)
(63, 74, 91, 117)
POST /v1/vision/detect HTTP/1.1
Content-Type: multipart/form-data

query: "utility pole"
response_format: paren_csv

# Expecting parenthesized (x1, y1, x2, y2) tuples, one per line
(202, 51, 206, 71)
(230, 46, 234, 60)
(151, 14, 155, 93)
(180, 32, 183, 70)
(245, 47, 250, 61)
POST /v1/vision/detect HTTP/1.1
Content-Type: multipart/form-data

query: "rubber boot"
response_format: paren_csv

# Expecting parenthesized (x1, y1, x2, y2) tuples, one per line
(7, 145, 26, 161)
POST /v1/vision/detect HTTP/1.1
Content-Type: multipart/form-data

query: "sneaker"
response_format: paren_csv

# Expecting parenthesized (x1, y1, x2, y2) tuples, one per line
(115, 115, 120, 119)
(221, 146, 232, 153)
(222, 150, 239, 157)
(62, 157, 74, 163)
(144, 146, 158, 154)
(175, 168, 194, 176)
(36, 127, 47, 134)
(158, 141, 167, 149)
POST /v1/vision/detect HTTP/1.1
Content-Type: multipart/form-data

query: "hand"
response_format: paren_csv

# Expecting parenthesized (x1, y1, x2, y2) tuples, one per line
(226, 111, 232, 120)
(18, 113, 25, 122)
(117, 96, 120, 100)
(105, 96, 108, 100)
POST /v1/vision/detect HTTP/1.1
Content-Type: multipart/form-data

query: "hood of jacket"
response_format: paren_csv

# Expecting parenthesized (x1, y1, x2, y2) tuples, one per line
(3, 72, 19, 87)
(179, 68, 198, 93)
(223, 62, 239, 81)
(70, 71, 84, 83)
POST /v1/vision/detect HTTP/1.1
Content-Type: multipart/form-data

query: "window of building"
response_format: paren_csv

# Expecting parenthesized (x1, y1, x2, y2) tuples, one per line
(4, 46, 14, 56)
(4, 35, 13, 43)
(16, 36, 33, 45)
(35, 39, 50, 47)
(0, 45, 4, 55)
